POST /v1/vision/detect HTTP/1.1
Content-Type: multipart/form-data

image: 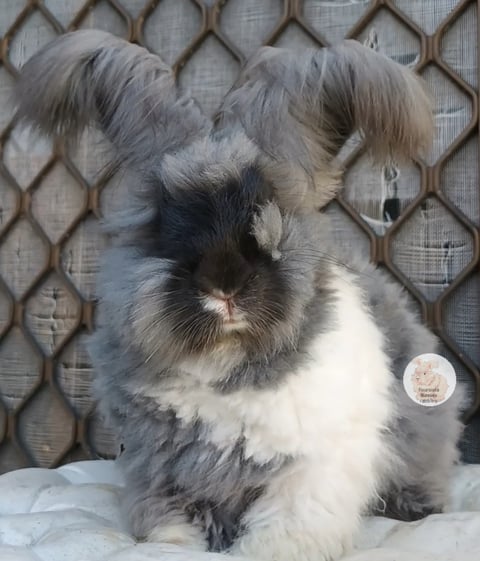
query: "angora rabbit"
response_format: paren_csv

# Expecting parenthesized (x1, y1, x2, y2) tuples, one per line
(16, 30, 463, 561)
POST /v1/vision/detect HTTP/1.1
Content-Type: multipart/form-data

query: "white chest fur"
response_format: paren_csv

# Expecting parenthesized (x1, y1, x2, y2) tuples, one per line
(145, 267, 394, 469)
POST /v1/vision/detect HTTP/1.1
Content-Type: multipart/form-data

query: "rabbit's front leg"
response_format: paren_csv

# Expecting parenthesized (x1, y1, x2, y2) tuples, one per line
(127, 488, 208, 551)
(230, 458, 365, 561)
(145, 517, 207, 550)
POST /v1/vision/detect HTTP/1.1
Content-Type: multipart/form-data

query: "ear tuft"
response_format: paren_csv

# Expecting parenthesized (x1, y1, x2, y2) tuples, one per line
(14, 30, 209, 169)
(215, 40, 434, 210)
(252, 202, 283, 259)
(325, 40, 433, 163)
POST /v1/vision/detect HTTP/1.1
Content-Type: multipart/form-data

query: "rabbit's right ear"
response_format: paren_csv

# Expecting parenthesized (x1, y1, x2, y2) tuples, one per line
(14, 30, 209, 170)
(215, 40, 433, 211)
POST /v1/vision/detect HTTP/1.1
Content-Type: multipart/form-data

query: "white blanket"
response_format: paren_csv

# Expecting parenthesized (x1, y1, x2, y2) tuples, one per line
(0, 461, 479, 561)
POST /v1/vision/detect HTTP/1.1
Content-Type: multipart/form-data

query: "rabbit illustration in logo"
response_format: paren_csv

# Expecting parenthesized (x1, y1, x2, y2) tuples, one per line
(14, 30, 464, 561)
(412, 358, 449, 404)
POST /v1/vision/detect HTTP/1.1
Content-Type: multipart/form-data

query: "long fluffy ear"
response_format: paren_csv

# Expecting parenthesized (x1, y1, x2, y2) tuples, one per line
(14, 30, 209, 169)
(215, 39, 433, 210)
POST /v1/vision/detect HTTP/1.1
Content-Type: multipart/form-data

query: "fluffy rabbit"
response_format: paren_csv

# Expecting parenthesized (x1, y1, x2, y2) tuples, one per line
(412, 358, 450, 403)
(15, 31, 463, 561)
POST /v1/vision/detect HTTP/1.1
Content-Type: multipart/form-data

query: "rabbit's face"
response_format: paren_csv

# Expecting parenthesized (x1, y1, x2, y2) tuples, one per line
(129, 165, 325, 366)
(413, 368, 428, 384)
(412, 359, 439, 383)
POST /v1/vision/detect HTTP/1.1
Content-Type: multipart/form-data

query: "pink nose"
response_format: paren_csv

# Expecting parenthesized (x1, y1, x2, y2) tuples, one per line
(209, 289, 236, 319)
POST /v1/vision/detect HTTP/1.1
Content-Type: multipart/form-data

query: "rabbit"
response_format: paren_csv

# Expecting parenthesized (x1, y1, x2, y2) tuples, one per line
(14, 30, 464, 561)
(412, 358, 450, 403)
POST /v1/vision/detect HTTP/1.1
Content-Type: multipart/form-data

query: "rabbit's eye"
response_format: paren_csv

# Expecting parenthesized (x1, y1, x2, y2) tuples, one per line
(240, 232, 262, 263)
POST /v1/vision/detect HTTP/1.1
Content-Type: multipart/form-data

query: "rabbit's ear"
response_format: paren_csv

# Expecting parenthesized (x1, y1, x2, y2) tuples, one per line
(215, 40, 433, 210)
(14, 30, 209, 170)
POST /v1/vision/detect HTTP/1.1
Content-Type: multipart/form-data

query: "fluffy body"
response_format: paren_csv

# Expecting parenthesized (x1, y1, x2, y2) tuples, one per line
(89, 221, 463, 561)
(14, 30, 463, 561)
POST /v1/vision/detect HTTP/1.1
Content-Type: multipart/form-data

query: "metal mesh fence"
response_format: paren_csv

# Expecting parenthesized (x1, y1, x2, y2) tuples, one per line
(0, 0, 479, 473)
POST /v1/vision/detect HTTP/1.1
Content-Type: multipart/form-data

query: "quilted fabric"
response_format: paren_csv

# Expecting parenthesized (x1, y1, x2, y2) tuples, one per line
(0, 461, 479, 561)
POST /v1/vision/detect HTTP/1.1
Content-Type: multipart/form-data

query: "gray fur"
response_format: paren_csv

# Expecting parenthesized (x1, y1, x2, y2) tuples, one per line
(252, 202, 283, 260)
(14, 30, 209, 170)
(213, 275, 336, 393)
(215, 40, 433, 210)
(88, 234, 463, 542)
(87, 211, 336, 548)
(14, 30, 462, 556)
(111, 393, 287, 549)
(350, 259, 464, 519)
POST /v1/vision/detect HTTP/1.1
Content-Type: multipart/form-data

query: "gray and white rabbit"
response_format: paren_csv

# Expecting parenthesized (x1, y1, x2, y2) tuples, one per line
(15, 31, 464, 561)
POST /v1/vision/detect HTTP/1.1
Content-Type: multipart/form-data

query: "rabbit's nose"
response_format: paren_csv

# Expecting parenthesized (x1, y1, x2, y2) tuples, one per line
(201, 286, 248, 328)
(194, 249, 254, 297)
(210, 288, 237, 301)
(208, 289, 236, 320)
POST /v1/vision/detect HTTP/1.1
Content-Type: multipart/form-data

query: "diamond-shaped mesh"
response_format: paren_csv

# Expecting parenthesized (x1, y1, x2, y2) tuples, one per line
(0, 0, 478, 472)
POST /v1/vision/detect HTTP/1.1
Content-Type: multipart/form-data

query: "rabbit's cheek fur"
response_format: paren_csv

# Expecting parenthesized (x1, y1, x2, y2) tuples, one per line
(125, 209, 325, 370)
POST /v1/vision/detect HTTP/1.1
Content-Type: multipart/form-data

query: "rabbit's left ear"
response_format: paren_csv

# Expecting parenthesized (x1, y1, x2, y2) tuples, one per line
(214, 40, 433, 211)
(15, 30, 210, 171)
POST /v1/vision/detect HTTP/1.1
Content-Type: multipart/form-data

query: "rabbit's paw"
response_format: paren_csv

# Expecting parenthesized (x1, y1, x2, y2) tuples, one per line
(146, 522, 207, 551)
(230, 525, 346, 561)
